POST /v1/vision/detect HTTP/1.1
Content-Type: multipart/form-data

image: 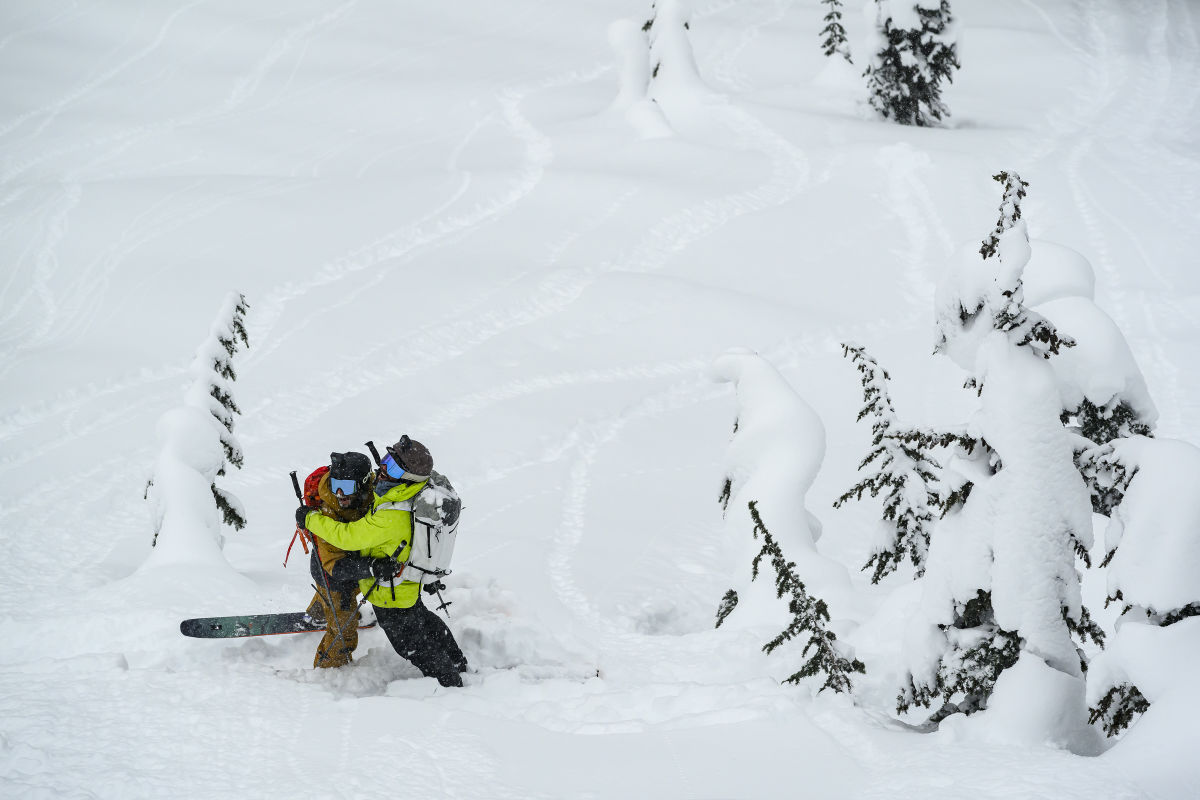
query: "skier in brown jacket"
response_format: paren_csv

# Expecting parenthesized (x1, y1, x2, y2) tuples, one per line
(304, 451, 376, 668)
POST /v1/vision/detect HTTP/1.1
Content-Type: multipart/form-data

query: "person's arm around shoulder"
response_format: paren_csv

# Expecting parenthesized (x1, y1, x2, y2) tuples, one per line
(305, 506, 391, 552)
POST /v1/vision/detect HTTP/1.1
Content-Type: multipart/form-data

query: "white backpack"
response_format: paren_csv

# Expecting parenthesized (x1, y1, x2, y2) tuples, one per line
(378, 471, 461, 585)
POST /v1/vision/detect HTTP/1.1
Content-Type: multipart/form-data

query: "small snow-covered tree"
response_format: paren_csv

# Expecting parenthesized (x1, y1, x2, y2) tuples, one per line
(820, 0, 853, 62)
(899, 173, 1103, 733)
(608, 1, 705, 138)
(1086, 437, 1200, 737)
(833, 343, 947, 583)
(865, 0, 960, 127)
(711, 351, 863, 694)
(191, 292, 249, 530)
(147, 292, 250, 553)
(644, 1, 708, 109)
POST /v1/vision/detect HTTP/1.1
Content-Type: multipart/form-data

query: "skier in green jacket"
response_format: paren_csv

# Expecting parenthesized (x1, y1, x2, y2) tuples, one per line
(297, 436, 467, 687)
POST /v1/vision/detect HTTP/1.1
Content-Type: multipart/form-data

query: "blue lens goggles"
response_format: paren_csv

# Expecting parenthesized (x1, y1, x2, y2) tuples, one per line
(330, 477, 359, 495)
(381, 453, 408, 480)
(381, 453, 405, 479)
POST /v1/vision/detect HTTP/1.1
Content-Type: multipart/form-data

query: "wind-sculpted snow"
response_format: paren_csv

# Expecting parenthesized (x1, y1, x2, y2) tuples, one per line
(1103, 436, 1200, 617)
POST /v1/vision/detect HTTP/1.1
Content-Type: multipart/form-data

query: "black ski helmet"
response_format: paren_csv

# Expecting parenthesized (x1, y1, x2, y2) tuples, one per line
(385, 435, 433, 478)
(330, 451, 372, 483)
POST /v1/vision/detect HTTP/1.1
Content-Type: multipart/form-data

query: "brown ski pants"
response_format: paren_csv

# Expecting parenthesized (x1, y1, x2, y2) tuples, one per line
(309, 584, 359, 669)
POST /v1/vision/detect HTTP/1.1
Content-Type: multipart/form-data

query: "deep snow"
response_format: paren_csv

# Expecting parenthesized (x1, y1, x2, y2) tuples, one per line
(1, 1, 1198, 798)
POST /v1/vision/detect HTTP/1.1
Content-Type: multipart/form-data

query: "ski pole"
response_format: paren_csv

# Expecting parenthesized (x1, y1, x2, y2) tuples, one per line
(284, 471, 311, 567)
(365, 441, 383, 467)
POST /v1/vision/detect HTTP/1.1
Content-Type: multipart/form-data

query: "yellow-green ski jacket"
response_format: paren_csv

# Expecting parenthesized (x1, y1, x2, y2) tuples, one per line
(304, 479, 427, 608)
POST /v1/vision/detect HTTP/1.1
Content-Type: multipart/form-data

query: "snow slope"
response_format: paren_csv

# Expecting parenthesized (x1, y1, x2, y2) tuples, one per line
(1, 1, 1198, 797)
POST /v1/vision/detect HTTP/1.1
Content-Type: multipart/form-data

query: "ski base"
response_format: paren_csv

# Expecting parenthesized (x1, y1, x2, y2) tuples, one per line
(180, 611, 376, 639)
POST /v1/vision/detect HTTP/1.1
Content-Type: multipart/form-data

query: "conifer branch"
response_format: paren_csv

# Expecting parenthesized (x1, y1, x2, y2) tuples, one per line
(834, 344, 960, 581)
(1065, 605, 1105, 650)
(212, 485, 246, 531)
(980, 171, 1029, 259)
(749, 501, 865, 693)
(1075, 442, 1137, 517)
(897, 590, 1021, 722)
(1062, 399, 1153, 446)
(715, 589, 739, 628)
(820, 0, 852, 62)
(1089, 683, 1150, 737)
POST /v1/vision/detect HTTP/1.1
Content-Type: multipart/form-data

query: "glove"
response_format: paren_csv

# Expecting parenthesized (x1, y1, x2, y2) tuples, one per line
(295, 505, 313, 528)
(370, 558, 402, 581)
(423, 580, 446, 595)
(329, 554, 374, 583)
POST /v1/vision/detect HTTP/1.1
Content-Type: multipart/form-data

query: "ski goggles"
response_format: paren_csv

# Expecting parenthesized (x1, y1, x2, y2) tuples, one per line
(330, 477, 359, 495)
(381, 453, 428, 482)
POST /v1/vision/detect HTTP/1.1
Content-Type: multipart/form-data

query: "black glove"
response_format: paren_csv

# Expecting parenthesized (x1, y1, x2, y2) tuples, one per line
(295, 505, 313, 528)
(329, 554, 374, 583)
(370, 558, 402, 581)
(423, 580, 446, 595)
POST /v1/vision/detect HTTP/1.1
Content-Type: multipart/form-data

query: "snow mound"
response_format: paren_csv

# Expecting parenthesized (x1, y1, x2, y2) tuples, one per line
(1104, 436, 1200, 615)
(942, 653, 1098, 752)
(1023, 240, 1096, 305)
(1034, 297, 1157, 424)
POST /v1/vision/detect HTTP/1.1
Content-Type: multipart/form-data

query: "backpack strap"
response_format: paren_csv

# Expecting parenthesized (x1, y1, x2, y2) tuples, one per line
(374, 500, 414, 514)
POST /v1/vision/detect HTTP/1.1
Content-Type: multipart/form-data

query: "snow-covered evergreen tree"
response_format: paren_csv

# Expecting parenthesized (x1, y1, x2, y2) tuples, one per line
(1086, 436, 1200, 737)
(833, 343, 945, 583)
(977, 177, 1158, 515)
(192, 292, 249, 530)
(865, 0, 959, 127)
(899, 173, 1103, 733)
(711, 351, 863, 694)
(820, 0, 853, 63)
(607, 0, 705, 138)
(147, 292, 250, 555)
(644, 0, 707, 109)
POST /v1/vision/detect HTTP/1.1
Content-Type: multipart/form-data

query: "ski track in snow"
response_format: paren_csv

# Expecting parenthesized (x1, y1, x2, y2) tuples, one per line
(0, 2, 355, 188)
(876, 143, 951, 317)
(0, 1, 81, 59)
(224, 1, 357, 111)
(0, 176, 294, 384)
(1053, 0, 1200, 437)
(240, 65, 613, 440)
(242, 48, 819, 447)
(8, 2, 207, 144)
(0, 2, 383, 442)
(705, 0, 796, 92)
(244, 59, 613, 352)
(0, 453, 138, 600)
(0, 180, 81, 353)
(535, 322, 906, 672)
